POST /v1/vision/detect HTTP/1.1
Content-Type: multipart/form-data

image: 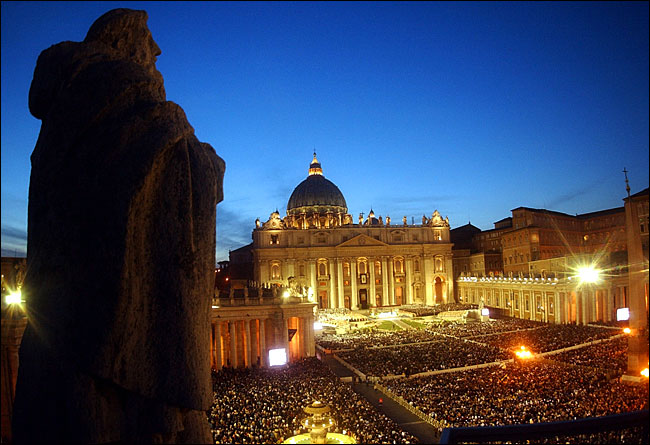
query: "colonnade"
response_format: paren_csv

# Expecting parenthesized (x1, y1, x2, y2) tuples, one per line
(210, 308, 316, 370)
(258, 253, 454, 310)
(457, 276, 632, 325)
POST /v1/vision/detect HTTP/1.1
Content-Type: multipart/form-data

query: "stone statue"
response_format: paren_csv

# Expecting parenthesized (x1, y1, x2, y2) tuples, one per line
(403, 215, 407, 226)
(13, 9, 224, 443)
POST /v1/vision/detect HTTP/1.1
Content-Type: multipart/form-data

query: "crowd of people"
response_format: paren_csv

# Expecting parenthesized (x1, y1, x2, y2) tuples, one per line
(316, 317, 545, 351)
(479, 323, 619, 353)
(399, 303, 478, 317)
(338, 337, 509, 376)
(548, 336, 629, 376)
(384, 361, 648, 430)
(208, 357, 418, 444)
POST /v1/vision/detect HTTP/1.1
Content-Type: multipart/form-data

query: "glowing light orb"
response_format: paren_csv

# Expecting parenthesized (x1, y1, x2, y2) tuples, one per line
(641, 368, 649, 378)
(577, 266, 600, 284)
(481, 308, 490, 316)
(515, 346, 533, 359)
(313, 321, 323, 330)
(268, 348, 287, 366)
(623, 327, 632, 334)
(5, 290, 22, 305)
(617, 308, 630, 321)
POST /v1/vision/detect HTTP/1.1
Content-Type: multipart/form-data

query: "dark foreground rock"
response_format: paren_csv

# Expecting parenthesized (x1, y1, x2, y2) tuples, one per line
(13, 8, 224, 443)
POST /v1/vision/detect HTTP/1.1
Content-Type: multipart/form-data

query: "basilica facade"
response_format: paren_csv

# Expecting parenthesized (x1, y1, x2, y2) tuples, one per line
(251, 154, 454, 310)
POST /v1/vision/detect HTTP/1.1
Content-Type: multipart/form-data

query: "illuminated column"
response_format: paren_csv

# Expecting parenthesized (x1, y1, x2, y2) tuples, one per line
(445, 255, 454, 303)
(259, 318, 267, 367)
(300, 317, 308, 359)
(308, 313, 315, 356)
(215, 321, 222, 370)
(553, 292, 560, 324)
(405, 257, 413, 305)
(260, 260, 269, 284)
(381, 256, 389, 306)
(337, 259, 344, 308)
(350, 260, 358, 309)
(329, 260, 337, 308)
(229, 321, 238, 368)
(244, 319, 252, 368)
(369, 257, 376, 306)
(388, 258, 395, 306)
(309, 260, 317, 295)
(424, 255, 434, 305)
(605, 288, 613, 323)
(283, 317, 290, 361)
(250, 319, 258, 367)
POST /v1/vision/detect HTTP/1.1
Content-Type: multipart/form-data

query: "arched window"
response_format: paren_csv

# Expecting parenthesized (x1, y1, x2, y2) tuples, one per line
(271, 264, 281, 279)
(414, 260, 420, 272)
(394, 258, 404, 274)
(319, 263, 327, 276)
(375, 261, 382, 276)
(435, 257, 443, 272)
(359, 261, 366, 274)
(344, 262, 350, 277)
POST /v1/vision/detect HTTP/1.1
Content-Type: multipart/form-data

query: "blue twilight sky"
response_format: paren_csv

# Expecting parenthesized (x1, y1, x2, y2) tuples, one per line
(2, 1, 649, 261)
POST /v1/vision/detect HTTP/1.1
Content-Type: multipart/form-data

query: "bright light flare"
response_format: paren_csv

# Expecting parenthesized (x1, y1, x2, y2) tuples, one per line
(5, 289, 22, 305)
(481, 308, 490, 316)
(641, 368, 649, 378)
(576, 265, 600, 284)
(268, 348, 287, 366)
(623, 327, 632, 334)
(617, 308, 630, 321)
(313, 321, 323, 330)
(515, 346, 533, 359)
(282, 290, 290, 298)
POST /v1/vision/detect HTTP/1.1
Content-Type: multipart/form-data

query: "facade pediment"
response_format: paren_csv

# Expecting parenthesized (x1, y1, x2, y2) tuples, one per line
(337, 234, 389, 247)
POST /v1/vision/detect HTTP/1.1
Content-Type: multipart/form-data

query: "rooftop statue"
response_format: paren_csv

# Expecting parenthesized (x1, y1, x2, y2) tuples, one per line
(13, 9, 224, 443)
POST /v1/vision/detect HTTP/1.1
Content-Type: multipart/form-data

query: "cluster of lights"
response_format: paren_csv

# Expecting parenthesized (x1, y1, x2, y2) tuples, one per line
(515, 346, 533, 359)
(460, 276, 558, 285)
(5, 289, 22, 305)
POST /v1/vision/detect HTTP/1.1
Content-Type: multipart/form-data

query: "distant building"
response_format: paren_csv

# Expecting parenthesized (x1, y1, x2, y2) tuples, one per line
(248, 154, 454, 309)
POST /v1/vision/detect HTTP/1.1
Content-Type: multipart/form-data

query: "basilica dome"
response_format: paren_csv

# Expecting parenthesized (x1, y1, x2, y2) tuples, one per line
(287, 154, 347, 216)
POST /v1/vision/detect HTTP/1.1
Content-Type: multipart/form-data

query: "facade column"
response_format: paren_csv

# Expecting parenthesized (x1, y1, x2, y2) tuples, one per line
(337, 259, 345, 309)
(300, 317, 307, 359)
(329, 260, 337, 308)
(229, 321, 238, 368)
(215, 321, 222, 370)
(259, 319, 267, 367)
(369, 257, 377, 306)
(309, 260, 317, 296)
(307, 314, 315, 356)
(283, 317, 290, 361)
(388, 258, 395, 306)
(424, 255, 434, 305)
(244, 319, 252, 368)
(445, 255, 454, 304)
(381, 256, 389, 307)
(350, 260, 358, 310)
(405, 257, 413, 305)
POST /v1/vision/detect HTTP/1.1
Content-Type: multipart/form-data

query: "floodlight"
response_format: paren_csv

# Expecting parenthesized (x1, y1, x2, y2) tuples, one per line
(268, 348, 287, 366)
(617, 307, 630, 321)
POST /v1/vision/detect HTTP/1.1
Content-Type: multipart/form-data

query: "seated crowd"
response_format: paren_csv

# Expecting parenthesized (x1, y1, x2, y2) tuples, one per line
(479, 323, 620, 353)
(399, 303, 477, 317)
(338, 338, 510, 377)
(384, 361, 648, 429)
(208, 357, 418, 444)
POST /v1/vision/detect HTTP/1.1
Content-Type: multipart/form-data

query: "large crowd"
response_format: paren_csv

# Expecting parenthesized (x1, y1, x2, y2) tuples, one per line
(399, 303, 478, 317)
(208, 357, 418, 444)
(338, 338, 509, 377)
(384, 361, 648, 429)
(207, 314, 645, 444)
(479, 323, 619, 353)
